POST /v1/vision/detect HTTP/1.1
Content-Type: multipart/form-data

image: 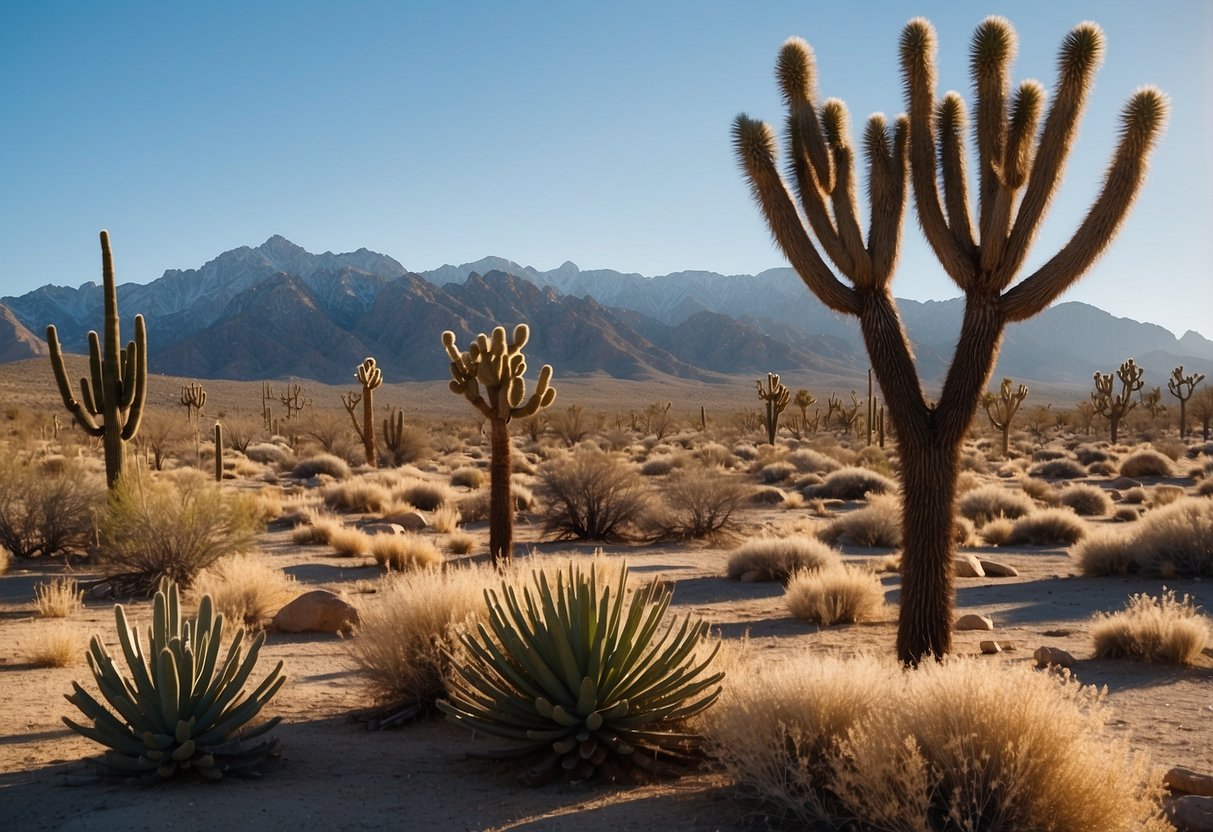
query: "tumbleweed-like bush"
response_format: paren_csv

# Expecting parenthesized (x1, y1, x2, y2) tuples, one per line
(1074, 497, 1213, 576)
(727, 535, 841, 582)
(818, 494, 902, 548)
(369, 533, 443, 572)
(36, 576, 84, 618)
(653, 469, 748, 540)
(1118, 449, 1175, 479)
(786, 565, 886, 625)
(1091, 590, 1210, 664)
(290, 453, 352, 480)
(1028, 458, 1087, 480)
(805, 466, 897, 500)
(63, 578, 284, 781)
(0, 458, 104, 559)
(955, 484, 1034, 526)
(1057, 483, 1113, 516)
(1004, 508, 1087, 546)
(538, 448, 652, 540)
(190, 556, 298, 629)
(439, 560, 723, 784)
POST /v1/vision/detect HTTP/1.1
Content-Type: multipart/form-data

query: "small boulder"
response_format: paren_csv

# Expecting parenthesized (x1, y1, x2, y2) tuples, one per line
(979, 640, 1002, 654)
(979, 559, 1019, 578)
(1034, 646, 1076, 669)
(955, 614, 994, 631)
(1167, 795, 1213, 832)
(954, 555, 985, 578)
(363, 523, 405, 536)
(272, 590, 359, 635)
(1167, 767, 1213, 798)
(392, 511, 428, 533)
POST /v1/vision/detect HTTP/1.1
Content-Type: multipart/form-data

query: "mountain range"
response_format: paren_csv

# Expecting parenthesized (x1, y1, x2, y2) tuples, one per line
(2, 236, 1209, 394)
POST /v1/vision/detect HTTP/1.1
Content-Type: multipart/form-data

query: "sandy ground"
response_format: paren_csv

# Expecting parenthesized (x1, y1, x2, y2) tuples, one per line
(1, 484, 1211, 830)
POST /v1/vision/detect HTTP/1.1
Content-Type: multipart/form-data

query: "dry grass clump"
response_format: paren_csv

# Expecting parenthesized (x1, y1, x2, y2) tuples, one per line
(246, 441, 296, 469)
(1029, 458, 1086, 479)
(1091, 590, 1210, 665)
(1120, 486, 1147, 504)
(26, 622, 82, 668)
(1074, 443, 1112, 465)
(0, 458, 104, 559)
(727, 535, 841, 582)
(1004, 508, 1086, 546)
(291, 510, 344, 545)
(430, 505, 461, 534)
(35, 576, 83, 618)
(1198, 477, 1213, 497)
(786, 448, 842, 474)
(1057, 484, 1112, 517)
(756, 461, 795, 484)
(0, 546, 9, 575)
(785, 565, 885, 625)
(449, 466, 485, 490)
(694, 442, 737, 469)
(1118, 449, 1174, 478)
(1074, 497, 1212, 576)
(1148, 484, 1185, 508)
(806, 466, 897, 500)
(1112, 506, 1140, 523)
(446, 532, 476, 555)
(393, 479, 454, 511)
(955, 484, 1034, 525)
(323, 479, 392, 514)
(819, 494, 901, 548)
(706, 656, 1169, 832)
(190, 556, 297, 628)
(291, 453, 352, 480)
(348, 566, 493, 712)
(653, 470, 748, 540)
(979, 517, 1015, 546)
(369, 534, 443, 572)
(330, 526, 373, 558)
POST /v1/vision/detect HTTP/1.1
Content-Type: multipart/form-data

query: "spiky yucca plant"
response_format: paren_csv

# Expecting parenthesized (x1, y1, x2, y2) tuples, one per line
(63, 578, 284, 781)
(439, 561, 723, 784)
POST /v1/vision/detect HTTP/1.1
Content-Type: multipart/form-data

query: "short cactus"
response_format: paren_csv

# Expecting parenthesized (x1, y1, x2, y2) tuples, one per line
(340, 357, 383, 466)
(982, 378, 1028, 457)
(1092, 359, 1144, 443)
(46, 231, 147, 488)
(213, 422, 224, 482)
(756, 372, 790, 445)
(63, 578, 284, 781)
(382, 406, 409, 466)
(443, 325, 556, 566)
(1167, 365, 1206, 439)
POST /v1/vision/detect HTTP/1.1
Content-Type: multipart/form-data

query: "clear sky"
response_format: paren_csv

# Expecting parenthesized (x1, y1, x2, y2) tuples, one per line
(2, 0, 1210, 338)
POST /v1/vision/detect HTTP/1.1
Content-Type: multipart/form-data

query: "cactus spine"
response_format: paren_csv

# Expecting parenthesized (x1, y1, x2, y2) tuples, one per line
(756, 373, 790, 445)
(734, 17, 1166, 663)
(1092, 359, 1144, 443)
(179, 383, 206, 425)
(213, 422, 224, 482)
(341, 357, 383, 467)
(1167, 365, 1206, 439)
(46, 231, 148, 489)
(443, 324, 556, 566)
(982, 378, 1028, 457)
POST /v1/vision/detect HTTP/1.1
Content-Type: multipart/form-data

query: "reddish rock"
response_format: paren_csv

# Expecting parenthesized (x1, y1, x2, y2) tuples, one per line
(272, 590, 359, 634)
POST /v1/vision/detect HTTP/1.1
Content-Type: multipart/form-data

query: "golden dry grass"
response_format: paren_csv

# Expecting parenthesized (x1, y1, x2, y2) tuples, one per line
(430, 505, 461, 534)
(369, 534, 443, 572)
(1075, 497, 1213, 576)
(785, 565, 886, 625)
(818, 494, 902, 547)
(1091, 590, 1210, 665)
(290, 510, 344, 545)
(34, 576, 83, 618)
(956, 484, 1034, 525)
(446, 532, 476, 555)
(726, 535, 841, 582)
(190, 556, 298, 628)
(1005, 508, 1086, 546)
(27, 622, 83, 668)
(330, 526, 373, 558)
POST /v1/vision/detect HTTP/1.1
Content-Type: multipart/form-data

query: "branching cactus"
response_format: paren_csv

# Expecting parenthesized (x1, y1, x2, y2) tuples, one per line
(1167, 366, 1206, 439)
(382, 407, 410, 466)
(982, 378, 1028, 457)
(46, 231, 148, 489)
(793, 389, 816, 428)
(1092, 359, 1144, 443)
(340, 357, 382, 466)
(278, 383, 307, 422)
(734, 17, 1166, 663)
(179, 383, 206, 426)
(443, 324, 556, 566)
(756, 372, 790, 445)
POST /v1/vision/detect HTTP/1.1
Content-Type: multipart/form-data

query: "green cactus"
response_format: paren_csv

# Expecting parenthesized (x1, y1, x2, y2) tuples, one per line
(179, 383, 206, 425)
(46, 231, 148, 489)
(63, 578, 284, 781)
(341, 357, 383, 467)
(734, 17, 1166, 664)
(1092, 359, 1144, 443)
(982, 378, 1029, 457)
(213, 422, 224, 482)
(756, 372, 790, 445)
(439, 561, 722, 784)
(1167, 366, 1206, 439)
(382, 406, 409, 466)
(442, 324, 556, 566)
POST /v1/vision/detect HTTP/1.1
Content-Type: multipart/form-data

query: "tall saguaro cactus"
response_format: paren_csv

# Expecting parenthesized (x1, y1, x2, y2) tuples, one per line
(982, 378, 1028, 457)
(179, 383, 206, 425)
(1167, 366, 1206, 439)
(442, 324, 556, 566)
(734, 18, 1166, 663)
(756, 372, 790, 445)
(1092, 358, 1144, 443)
(341, 357, 383, 467)
(46, 231, 148, 489)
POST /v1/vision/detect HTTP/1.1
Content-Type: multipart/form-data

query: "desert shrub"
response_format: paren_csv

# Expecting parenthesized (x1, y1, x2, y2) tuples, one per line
(449, 466, 485, 490)
(1120, 486, 1147, 504)
(640, 454, 681, 476)
(749, 485, 786, 506)
(1147, 484, 1185, 508)
(430, 505, 461, 534)
(695, 442, 737, 469)
(1199, 477, 1213, 497)
(27, 622, 81, 668)
(1075, 497, 1213, 577)
(1113, 506, 1140, 523)
(291, 453, 352, 480)
(381, 423, 430, 467)
(1004, 509, 1086, 546)
(35, 576, 83, 618)
(1118, 449, 1174, 478)
(654, 469, 748, 540)
(1151, 439, 1186, 461)
(1031, 447, 1069, 462)
(731, 442, 759, 461)
(348, 566, 492, 715)
(819, 494, 901, 548)
(979, 517, 1014, 546)
(756, 461, 796, 484)
(1018, 476, 1056, 502)
(706, 656, 1168, 832)
(245, 442, 296, 468)
(806, 466, 897, 500)
(785, 565, 885, 625)
(0, 458, 104, 559)
(727, 536, 841, 582)
(955, 484, 1034, 525)
(1074, 443, 1112, 465)
(1092, 590, 1210, 665)
(1029, 458, 1086, 479)
(786, 448, 842, 475)
(446, 531, 476, 555)
(393, 479, 453, 511)
(1057, 484, 1112, 517)
(1086, 460, 1117, 476)
(957, 449, 988, 473)
(323, 480, 392, 514)
(370, 533, 443, 572)
(326, 526, 371, 557)
(96, 470, 260, 593)
(190, 556, 297, 629)
(538, 448, 651, 540)
(291, 510, 343, 545)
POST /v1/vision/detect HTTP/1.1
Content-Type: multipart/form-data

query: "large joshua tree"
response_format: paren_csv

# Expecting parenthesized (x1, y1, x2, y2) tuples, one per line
(734, 17, 1166, 663)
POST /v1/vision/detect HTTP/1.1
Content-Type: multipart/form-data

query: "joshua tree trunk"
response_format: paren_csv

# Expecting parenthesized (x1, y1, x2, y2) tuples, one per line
(489, 416, 513, 565)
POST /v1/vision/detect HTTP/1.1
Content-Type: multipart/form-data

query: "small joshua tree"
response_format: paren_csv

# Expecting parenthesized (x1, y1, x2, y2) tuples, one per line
(734, 17, 1166, 663)
(46, 231, 148, 489)
(982, 378, 1028, 457)
(442, 325, 556, 566)
(756, 373, 790, 445)
(341, 357, 383, 467)
(793, 388, 816, 426)
(1167, 365, 1206, 439)
(1092, 359, 1144, 443)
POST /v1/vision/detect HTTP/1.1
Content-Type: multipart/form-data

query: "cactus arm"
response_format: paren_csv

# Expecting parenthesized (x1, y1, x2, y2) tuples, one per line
(971, 17, 1013, 225)
(46, 325, 103, 436)
(937, 92, 976, 258)
(79, 376, 100, 417)
(865, 115, 908, 283)
(119, 317, 147, 442)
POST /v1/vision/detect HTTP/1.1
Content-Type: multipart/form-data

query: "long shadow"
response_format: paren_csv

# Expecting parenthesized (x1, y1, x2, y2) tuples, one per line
(1074, 658, 1213, 693)
(709, 616, 810, 640)
(282, 562, 377, 584)
(666, 575, 784, 606)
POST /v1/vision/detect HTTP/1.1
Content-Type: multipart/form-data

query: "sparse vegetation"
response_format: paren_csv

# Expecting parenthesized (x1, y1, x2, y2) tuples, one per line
(785, 565, 885, 625)
(727, 536, 841, 582)
(35, 576, 84, 618)
(0, 459, 104, 559)
(369, 533, 443, 572)
(1117, 448, 1174, 478)
(1092, 590, 1210, 664)
(538, 448, 650, 540)
(1074, 496, 1213, 576)
(190, 556, 297, 629)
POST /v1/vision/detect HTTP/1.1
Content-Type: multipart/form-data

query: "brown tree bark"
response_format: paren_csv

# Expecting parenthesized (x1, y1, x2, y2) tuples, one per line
(489, 416, 513, 567)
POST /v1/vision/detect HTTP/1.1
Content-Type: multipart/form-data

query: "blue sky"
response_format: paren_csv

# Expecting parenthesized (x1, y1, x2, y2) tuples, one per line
(2, 0, 1210, 338)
